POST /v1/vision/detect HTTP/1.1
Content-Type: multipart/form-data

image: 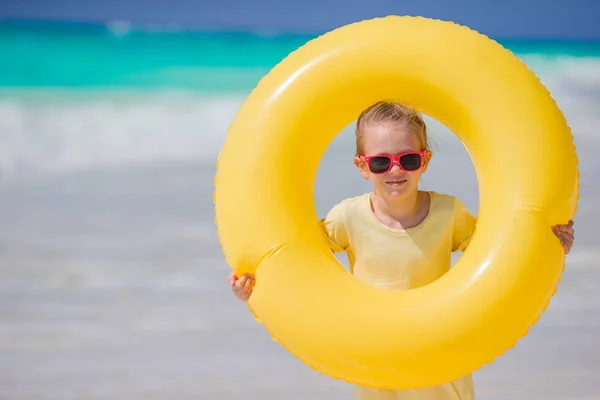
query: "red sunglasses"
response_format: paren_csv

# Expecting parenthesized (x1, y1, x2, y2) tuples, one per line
(359, 151, 429, 174)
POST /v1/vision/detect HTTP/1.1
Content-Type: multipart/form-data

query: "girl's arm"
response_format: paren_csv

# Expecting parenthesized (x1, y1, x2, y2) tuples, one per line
(451, 198, 477, 253)
(320, 202, 351, 253)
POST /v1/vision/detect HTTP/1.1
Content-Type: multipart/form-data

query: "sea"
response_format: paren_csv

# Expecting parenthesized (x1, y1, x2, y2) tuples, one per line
(1, 19, 599, 400)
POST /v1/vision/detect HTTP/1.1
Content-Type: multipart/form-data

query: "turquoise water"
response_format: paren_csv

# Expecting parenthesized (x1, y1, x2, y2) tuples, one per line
(1, 19, 600, 91)
(0, 19, 598, 177)
(0, 19, 313, 90)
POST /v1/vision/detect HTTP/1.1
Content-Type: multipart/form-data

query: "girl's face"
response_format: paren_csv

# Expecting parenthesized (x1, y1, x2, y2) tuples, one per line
(354, 122, 430, 201)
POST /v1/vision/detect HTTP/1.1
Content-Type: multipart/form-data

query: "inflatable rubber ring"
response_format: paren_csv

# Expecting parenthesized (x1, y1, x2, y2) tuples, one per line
(214, 15, 579, 389)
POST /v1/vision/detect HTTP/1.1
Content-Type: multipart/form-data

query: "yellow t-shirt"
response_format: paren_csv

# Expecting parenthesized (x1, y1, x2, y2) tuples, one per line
(321, 191, 477, 400)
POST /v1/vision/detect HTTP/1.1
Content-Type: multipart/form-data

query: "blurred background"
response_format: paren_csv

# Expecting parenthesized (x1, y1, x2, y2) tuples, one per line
(1, 1, 599, 399)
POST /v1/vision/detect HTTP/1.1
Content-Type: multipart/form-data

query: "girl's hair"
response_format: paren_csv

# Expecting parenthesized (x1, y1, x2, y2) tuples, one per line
(355, 101, 431, 156)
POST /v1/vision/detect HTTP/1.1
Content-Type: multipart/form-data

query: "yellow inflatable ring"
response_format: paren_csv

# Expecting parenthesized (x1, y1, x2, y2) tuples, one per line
(214, 16, 579, 389)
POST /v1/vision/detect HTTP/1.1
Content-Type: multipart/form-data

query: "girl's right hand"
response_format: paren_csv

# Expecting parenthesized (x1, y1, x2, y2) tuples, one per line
(227, 271, 255, 302)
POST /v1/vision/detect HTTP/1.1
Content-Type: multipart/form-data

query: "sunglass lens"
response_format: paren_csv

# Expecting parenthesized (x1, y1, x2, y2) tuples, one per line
(399, 154, 422, 171)
(368, 157, 391, 173)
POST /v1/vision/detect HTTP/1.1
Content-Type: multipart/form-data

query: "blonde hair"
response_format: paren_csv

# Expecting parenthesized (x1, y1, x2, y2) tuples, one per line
(355, 101, 431, 156)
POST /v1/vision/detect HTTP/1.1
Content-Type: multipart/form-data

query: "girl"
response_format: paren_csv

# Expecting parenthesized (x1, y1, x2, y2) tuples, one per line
(226, 100, 575, 400)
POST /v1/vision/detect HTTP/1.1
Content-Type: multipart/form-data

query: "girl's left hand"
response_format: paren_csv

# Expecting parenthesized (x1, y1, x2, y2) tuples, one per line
(552, 220, 575, 254)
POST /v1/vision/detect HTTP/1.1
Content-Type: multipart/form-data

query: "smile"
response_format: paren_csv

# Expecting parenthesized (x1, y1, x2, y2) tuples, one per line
(386, 179, 407, 186)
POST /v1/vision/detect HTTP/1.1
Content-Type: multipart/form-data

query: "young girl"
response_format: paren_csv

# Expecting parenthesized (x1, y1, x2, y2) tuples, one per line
(226, 101, 575, 400)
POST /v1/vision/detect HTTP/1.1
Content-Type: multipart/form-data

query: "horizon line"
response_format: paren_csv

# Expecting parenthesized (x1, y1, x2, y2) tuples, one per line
(2, 17, 600, 42)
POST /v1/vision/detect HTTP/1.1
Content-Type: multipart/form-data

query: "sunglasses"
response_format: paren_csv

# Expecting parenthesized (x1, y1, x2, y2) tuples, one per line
(359, 151, 429, 174)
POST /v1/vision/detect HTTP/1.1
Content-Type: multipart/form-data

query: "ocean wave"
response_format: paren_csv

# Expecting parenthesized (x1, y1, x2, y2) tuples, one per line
(0, 92, 244, 178)
(0, 56, 598, 179)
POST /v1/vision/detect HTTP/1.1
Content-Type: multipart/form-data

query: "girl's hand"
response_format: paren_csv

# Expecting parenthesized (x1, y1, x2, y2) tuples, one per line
(552, 220, 575, 254)
(227, 271, 255, 302)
